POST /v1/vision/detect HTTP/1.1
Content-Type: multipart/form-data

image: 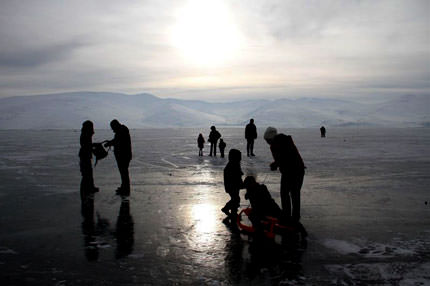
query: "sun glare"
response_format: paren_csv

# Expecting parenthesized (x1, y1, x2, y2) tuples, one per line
(170, 0, 241, 66)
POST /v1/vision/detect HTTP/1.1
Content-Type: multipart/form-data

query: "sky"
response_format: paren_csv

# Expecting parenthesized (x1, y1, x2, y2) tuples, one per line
(0, 0, 429, 101)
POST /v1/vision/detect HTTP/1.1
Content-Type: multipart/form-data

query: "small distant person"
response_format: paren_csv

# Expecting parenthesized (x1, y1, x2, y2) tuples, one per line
(245, 119, 257, 157)
(208, 126, 221, 157)
(243, 176, 282, 230)
(104, 119, 132, 195)
(264, 127, 305, 222)
(320, 126, 326, 138)
(197, 133, 205, 156)
(219, 138, 226, 158)
(79, 120, 98, 196)
(221, 149, 244, 218)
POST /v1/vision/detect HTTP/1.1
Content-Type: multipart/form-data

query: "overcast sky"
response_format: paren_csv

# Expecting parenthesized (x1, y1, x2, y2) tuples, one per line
(0, 0, 429, 101)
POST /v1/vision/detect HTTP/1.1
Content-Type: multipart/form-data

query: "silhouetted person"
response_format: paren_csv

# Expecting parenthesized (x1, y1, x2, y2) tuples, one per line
(219, 138, 226, 158)
(105, 119, 132, 195)
(115, 199, 134, 259)
(197, 133, 205, 156)
(208, 126, 221, 157)
(320, 126, 326, 138)
(243, 176, 282, 231)
(245, 119, 257, 157)
(264, 127, 305, 222)
(79, 120, 98, 198)
(221, 149, 244, 219)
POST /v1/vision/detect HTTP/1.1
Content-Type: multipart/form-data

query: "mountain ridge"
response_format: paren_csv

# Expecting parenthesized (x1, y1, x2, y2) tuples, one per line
(0, 92, 428, 129)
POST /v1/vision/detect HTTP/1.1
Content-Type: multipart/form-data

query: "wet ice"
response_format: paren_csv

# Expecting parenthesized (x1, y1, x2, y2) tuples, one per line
(0, 128, 429, 285)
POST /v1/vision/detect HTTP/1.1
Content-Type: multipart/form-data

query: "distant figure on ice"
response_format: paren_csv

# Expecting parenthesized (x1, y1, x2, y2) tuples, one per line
(197, 133, 205, 156)
(105, 119, 132, 195)
(221, 149, 244, 219)
(264, 127, 305, 222)
(208, 126, 221, 157)
(245, 119, 257, 157)
(243, 176, 282, 231)
(79, 120, 98, 197)
(320, 126, 326, 138)
(219, 138, 226, 158)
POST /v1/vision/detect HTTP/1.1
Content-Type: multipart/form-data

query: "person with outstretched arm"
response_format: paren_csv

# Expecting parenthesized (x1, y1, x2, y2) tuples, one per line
(105, 119, 132, 195)
(264, 127, 305, 223)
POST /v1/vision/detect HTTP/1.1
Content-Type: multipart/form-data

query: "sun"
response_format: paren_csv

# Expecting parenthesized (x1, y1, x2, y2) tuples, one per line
(170, 0, 241, 67)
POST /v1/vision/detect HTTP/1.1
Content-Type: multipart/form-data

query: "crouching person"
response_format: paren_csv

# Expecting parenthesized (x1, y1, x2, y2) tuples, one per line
(243, 176, 282, 231)
(244, 176, 308, 238)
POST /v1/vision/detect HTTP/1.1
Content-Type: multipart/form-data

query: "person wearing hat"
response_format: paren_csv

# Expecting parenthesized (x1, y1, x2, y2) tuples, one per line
(264, 127, 305, 222)
(221, 149, 244, 219)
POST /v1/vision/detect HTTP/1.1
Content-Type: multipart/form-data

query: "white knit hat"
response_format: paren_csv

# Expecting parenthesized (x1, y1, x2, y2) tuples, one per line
(264, 127, 277, 141)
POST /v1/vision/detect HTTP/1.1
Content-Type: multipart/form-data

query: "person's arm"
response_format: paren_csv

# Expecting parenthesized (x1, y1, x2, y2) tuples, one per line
(104, 138, 114, 147)
(269, 143, 280, 171)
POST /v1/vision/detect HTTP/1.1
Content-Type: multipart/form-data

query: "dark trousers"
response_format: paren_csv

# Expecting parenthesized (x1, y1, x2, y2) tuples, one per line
(220, 149, 225, 158)
(80, 158, 95, 198)
(280, 172, 304, 222)
(210, 141, 218, 156)
(246, 139, 254, 155)
(224, 190, 240, 215)
(116, 155, 131, 192)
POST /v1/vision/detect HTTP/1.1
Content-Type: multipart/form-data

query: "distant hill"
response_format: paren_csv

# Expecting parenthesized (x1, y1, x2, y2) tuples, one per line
(0, 92, 428, 129)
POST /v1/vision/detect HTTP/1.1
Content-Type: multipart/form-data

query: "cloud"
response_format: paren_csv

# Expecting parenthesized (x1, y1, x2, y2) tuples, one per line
(0, 0, 428, 99)
(0, 41, 86, 69)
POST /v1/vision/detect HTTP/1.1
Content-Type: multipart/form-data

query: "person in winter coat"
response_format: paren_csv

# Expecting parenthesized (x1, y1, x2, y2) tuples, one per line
(264, 127, 305, 222)
(208, 126, 221, 157)
(221, 149, 244, 218)
(219, 138, 226, 158)
(104, 119, 132, 195)
(245, 119, 257, 156)
(79, 120, 98, 197)
(197, 133, 205, 156)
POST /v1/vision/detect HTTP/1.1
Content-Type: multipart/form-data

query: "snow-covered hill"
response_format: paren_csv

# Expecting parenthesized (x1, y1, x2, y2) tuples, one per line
(0, 92, 428, 129)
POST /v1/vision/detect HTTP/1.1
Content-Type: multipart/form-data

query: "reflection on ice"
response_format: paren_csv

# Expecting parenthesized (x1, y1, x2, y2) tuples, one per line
(190, 203, 217, 234)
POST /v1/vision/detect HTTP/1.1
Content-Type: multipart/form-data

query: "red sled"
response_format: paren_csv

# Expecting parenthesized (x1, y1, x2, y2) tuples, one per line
(237, 207, 297, 239)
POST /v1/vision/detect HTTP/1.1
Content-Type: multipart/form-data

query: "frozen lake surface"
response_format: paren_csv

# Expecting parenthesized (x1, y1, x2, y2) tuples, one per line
(0, 128, 429, 285)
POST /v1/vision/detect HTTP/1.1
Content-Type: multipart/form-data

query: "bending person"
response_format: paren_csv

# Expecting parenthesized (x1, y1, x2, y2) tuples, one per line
(105, 119, 132, 195)
(264, 127, 305, 222)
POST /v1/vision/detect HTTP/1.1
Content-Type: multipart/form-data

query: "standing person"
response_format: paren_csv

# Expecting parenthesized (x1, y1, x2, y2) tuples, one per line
(208, 126, 221, 157)
(219, 138, 226, 158)
(104, 119, 132, 195)
(221, 149, 244, 219)
(320, 126, 326, 138)
(264, 127, 305, 222)
(197, 133, 205, 156)
(79, 120, 98, 197)
(245, 119, 257, 156)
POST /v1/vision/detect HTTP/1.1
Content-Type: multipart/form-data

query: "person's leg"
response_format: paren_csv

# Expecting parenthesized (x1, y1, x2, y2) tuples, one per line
(213, 141, 217, 156)
(280, 174, 292, 219)
(231, 191, 240, 215)
(209, 143, 213, 156)
(250, 140, 255, 156)
(117, 157, 131, 193)
(246, 140, 250, 156)
(291, 174, 304, 222)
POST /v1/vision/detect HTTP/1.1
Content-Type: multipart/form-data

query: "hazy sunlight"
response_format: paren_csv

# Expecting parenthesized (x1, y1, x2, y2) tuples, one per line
(170, 0, 241, 67)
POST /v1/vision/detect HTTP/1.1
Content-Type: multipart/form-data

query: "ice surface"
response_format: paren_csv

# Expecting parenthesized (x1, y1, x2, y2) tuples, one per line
(0, 128, 429, 285)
